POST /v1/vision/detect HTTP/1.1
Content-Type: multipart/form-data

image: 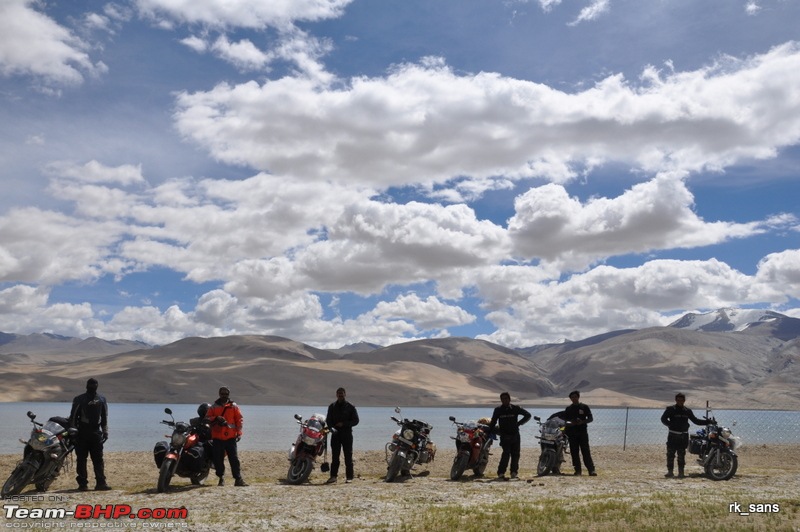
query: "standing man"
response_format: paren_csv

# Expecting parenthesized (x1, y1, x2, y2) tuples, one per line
(488, 392, 531, 480)
(206, 386, 248, 487)
(562, 390, 596, 476)
(69, 378, 111, 491)
(325, 387, 360, 484)
(660, 392, 710, 478)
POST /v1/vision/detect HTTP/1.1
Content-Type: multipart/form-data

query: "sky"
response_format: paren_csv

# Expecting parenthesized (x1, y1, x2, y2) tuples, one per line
(1, 0, 799, 349)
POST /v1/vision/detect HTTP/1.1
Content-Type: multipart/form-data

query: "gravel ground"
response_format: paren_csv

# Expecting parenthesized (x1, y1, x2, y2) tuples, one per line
(1, 444, 798, 530)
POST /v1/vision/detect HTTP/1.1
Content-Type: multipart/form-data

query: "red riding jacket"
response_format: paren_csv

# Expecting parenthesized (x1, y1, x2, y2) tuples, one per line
(206, 399, 243, 441)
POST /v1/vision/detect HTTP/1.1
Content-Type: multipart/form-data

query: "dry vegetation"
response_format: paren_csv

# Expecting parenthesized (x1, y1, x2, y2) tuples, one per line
(2, 444, 799, 531)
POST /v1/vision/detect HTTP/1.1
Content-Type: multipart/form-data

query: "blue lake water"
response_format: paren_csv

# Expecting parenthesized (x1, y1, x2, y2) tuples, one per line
(1, 402, 797, 455)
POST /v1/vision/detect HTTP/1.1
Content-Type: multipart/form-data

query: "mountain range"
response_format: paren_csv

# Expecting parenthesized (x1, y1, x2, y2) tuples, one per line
(1, 308, 798, 408)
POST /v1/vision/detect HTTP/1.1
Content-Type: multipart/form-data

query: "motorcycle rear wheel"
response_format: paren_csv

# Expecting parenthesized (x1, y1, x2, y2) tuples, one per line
(537, 449, 556, 476)
(2, 462, 37, 497)
(450, 453, 469, 481)
(705, 451, 738, 481)
(385, 452, 404, 482)
(157, 458, 176, 493)
(473, 451, 489, 477)
(286, 457, 313, 485)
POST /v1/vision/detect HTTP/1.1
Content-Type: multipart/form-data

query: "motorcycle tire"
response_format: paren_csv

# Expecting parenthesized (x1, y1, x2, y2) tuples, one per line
(2, 462, 37, 497)
(705, 451, 738, 481)
(473, 452, 489, 477)
(190, 470, 209, 486)
(286, 457, 313, 485)
(450, 453, 469, 481)
(157, 458, 176, 493)
(537, 449, 556, 476)
(385, 452, 404, 483)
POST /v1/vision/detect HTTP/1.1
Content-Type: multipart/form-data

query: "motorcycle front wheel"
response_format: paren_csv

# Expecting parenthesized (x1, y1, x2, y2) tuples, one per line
(157, 458, 176, 493)
(705, 451, 738, 481)
(286, 456, 313, 485)
(2, 461, 38, 497)
(450, 452, 469, 481)
(537, 449, 556, 476)
(385, 452, 404, 482)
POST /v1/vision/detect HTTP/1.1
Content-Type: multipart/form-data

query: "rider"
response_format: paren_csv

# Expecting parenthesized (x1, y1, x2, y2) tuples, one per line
(488, 392, 531, 480)
(206, 387, 248, 487)
(660, 392, 711, 478)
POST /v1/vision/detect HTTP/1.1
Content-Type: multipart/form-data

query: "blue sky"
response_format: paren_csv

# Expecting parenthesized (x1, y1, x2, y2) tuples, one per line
(1, 0, 799, 348)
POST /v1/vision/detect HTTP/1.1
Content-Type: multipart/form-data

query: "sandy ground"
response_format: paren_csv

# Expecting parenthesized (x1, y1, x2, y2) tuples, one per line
(1, 444, 799, 530)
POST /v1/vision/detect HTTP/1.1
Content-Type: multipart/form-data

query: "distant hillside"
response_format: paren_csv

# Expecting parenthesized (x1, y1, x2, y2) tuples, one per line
(1, 308, 798, 408)
(0, 332, 150, 362)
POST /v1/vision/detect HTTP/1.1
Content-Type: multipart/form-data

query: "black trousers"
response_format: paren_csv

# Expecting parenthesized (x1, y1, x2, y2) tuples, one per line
(212, 438, 242, 479)
(330, 430, 354, 479)
(497, 433, 521, 476)
(75, 431, 106, 487)
(666, 432, 689, 469)
(568, 432, 595, 473)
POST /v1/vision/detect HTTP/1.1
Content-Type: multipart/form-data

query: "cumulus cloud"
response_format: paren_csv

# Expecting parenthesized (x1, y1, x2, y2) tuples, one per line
(174, 43, 800, 191)
(507, 173, 777, 270)
(369, 294, 476, 330)
(477, 257, 794, 347)
(0, 0, 106, 85)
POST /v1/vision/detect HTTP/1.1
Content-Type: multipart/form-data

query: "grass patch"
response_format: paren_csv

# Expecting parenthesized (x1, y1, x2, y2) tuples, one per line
(395, 493, 799, 531)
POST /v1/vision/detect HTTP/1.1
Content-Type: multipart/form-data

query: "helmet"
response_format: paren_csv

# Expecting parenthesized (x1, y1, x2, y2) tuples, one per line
(197, 403, 211, 418)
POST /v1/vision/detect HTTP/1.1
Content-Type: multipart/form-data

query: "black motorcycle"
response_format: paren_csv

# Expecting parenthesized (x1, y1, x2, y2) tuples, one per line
(534, 415, 569, 476)
(2, 411, 77, 497)
(385, 407, 436, 482)
(688, 417, 739, 481)
(153, 408, 213, 492)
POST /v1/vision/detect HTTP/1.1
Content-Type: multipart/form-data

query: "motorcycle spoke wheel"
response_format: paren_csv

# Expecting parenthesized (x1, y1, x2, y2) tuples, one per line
(450, 453, 469, 481)
(537, 450, 556, 476)
(286, 457, 313, 485)
(705, 452, 738, 481)
(157, 458, 176, 493)
(2, 463, 37, 497)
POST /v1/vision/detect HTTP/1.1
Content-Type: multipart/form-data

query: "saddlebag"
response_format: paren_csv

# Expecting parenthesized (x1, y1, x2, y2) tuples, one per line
(181, 444, 207, 472)
(153, 441, 168, 468)
(688, 435, 703, 455)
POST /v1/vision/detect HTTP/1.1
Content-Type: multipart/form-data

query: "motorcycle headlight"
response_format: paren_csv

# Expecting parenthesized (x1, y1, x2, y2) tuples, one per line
(402, 429, 415, 440)
(171, 432, 187, 447)
(721, 428, 731, 438)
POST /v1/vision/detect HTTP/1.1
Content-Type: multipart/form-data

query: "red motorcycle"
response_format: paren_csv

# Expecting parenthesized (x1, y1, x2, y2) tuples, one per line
(153, 407, 212, 492)
(448, 416, 494, 480)
(286, 414, 333, 484)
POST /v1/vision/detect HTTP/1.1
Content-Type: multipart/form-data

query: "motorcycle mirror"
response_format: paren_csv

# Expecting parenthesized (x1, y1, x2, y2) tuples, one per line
(448, 416, 456, 422)
(164, 408, 173, 415)
(294, 414, 302, 421)
(394, 407, 401, 414)
(27, 411, 36, 420)
(534, 416, 541, 421)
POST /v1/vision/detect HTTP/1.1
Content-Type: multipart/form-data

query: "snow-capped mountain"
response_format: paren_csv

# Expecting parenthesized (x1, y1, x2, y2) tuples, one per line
(668, 308, 787, 332)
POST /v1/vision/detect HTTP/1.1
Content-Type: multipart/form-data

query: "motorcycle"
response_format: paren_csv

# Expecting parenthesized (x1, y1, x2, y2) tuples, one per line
(688, 416, 740, 481)
(287, 413, 333, 485)
(153, 407, 213, 492)
(2, 412, 77, 497)
(534, 415, 569, 476)
(448, 416, 493, 480)
(385, 407, 436, 482)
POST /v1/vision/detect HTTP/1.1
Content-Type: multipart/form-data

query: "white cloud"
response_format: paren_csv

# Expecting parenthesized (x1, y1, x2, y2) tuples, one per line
(369, 294, 476, 330)
(0, 0, 105, 85)
(568, 0, 610, 26)
(507, 173, 774, 270)
(45, 160, 145, 185)
(174, 43, 800, 191)
(210, 35, 271, 71)
(135, 0, 354, 30)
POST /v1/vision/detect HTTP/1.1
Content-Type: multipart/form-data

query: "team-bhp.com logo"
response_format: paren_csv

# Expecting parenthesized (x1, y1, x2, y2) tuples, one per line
(4, 503, 188, 527)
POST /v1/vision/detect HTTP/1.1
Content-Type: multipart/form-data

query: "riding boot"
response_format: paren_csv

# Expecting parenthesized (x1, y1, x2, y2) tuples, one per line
(665, 455, 674, 478)
(677, 466, 685, 479)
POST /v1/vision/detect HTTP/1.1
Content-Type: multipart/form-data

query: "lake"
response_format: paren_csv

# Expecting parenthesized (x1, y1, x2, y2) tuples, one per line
(1, 402, 797, 455)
